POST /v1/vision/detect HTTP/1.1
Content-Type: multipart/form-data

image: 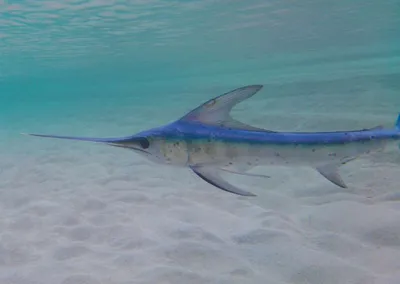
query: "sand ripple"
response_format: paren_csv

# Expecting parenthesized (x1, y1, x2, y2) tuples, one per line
(0, 149, 399, 284)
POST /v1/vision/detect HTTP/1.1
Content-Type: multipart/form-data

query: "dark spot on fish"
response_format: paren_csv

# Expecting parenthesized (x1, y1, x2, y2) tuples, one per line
(328, 153, 337, 157)
(229, 162, 233, 165)
(312, 149, 316, 152)
(247, 162, 252, 166)
(274, 152, 280, 157)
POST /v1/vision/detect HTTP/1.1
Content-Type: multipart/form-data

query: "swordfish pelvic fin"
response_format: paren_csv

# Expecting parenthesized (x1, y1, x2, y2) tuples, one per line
(219, 163, 271, 178)
(179, 85, 276, 132)
(314, 156, 357, 188)
(220, 168, 271, 179)
(315, 164, 347, 188)
(190, 166, 257, 197)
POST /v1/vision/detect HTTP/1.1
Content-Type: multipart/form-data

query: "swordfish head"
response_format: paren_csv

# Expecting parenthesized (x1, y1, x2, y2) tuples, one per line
(22, 124, 190, 166)
(103, 126, 191, 166)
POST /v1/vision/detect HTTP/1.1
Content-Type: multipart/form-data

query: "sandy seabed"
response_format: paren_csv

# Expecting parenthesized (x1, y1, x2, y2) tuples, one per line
(0, 135, 400, 284)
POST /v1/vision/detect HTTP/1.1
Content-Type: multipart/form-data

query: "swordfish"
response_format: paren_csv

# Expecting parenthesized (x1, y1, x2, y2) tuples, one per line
(23, 85, 400, 196)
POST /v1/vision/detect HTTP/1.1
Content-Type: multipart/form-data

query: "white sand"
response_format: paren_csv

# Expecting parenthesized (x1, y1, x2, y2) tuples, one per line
(1, 131, 400, 284)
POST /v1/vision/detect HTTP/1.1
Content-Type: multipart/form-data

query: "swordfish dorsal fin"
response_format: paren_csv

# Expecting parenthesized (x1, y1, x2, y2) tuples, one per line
(179, 85, 275, 132)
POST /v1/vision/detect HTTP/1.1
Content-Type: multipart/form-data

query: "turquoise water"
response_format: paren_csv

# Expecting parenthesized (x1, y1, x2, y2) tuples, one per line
(1, 1, 399, 138)
(1, 1, 400, 283)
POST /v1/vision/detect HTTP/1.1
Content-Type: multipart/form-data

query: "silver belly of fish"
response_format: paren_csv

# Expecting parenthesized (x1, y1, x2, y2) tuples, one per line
(186, 138, 388, 168)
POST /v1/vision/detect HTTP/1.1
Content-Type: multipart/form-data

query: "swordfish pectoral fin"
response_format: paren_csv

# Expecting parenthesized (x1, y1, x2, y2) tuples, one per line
(179, 85, 276, 132)
(315, 164, 348, 188)
(190, 166, 257, 197)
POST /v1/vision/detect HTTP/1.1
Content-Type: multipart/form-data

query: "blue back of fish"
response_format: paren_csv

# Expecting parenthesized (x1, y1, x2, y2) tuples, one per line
(168, 120, 400, 145)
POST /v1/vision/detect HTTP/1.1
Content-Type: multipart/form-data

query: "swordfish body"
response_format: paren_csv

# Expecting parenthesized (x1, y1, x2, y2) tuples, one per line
(23, 85, 400, 196)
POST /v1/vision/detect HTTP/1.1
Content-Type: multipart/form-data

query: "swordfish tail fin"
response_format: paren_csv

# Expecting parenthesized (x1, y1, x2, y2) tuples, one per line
(395, 113, 400, 150)
(396, 113, 400, 130)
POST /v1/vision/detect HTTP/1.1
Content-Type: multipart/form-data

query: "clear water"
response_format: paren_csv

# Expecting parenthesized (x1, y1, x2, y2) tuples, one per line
(1, 1, 400, 283)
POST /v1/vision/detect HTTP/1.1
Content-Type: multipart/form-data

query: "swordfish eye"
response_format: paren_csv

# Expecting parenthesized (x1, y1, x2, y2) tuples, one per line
(138, 138, 150, 149)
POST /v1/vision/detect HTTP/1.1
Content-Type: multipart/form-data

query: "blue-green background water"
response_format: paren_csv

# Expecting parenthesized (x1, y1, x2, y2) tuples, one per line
(1, 1, 400, 283)
(1, 0, 400, 143)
